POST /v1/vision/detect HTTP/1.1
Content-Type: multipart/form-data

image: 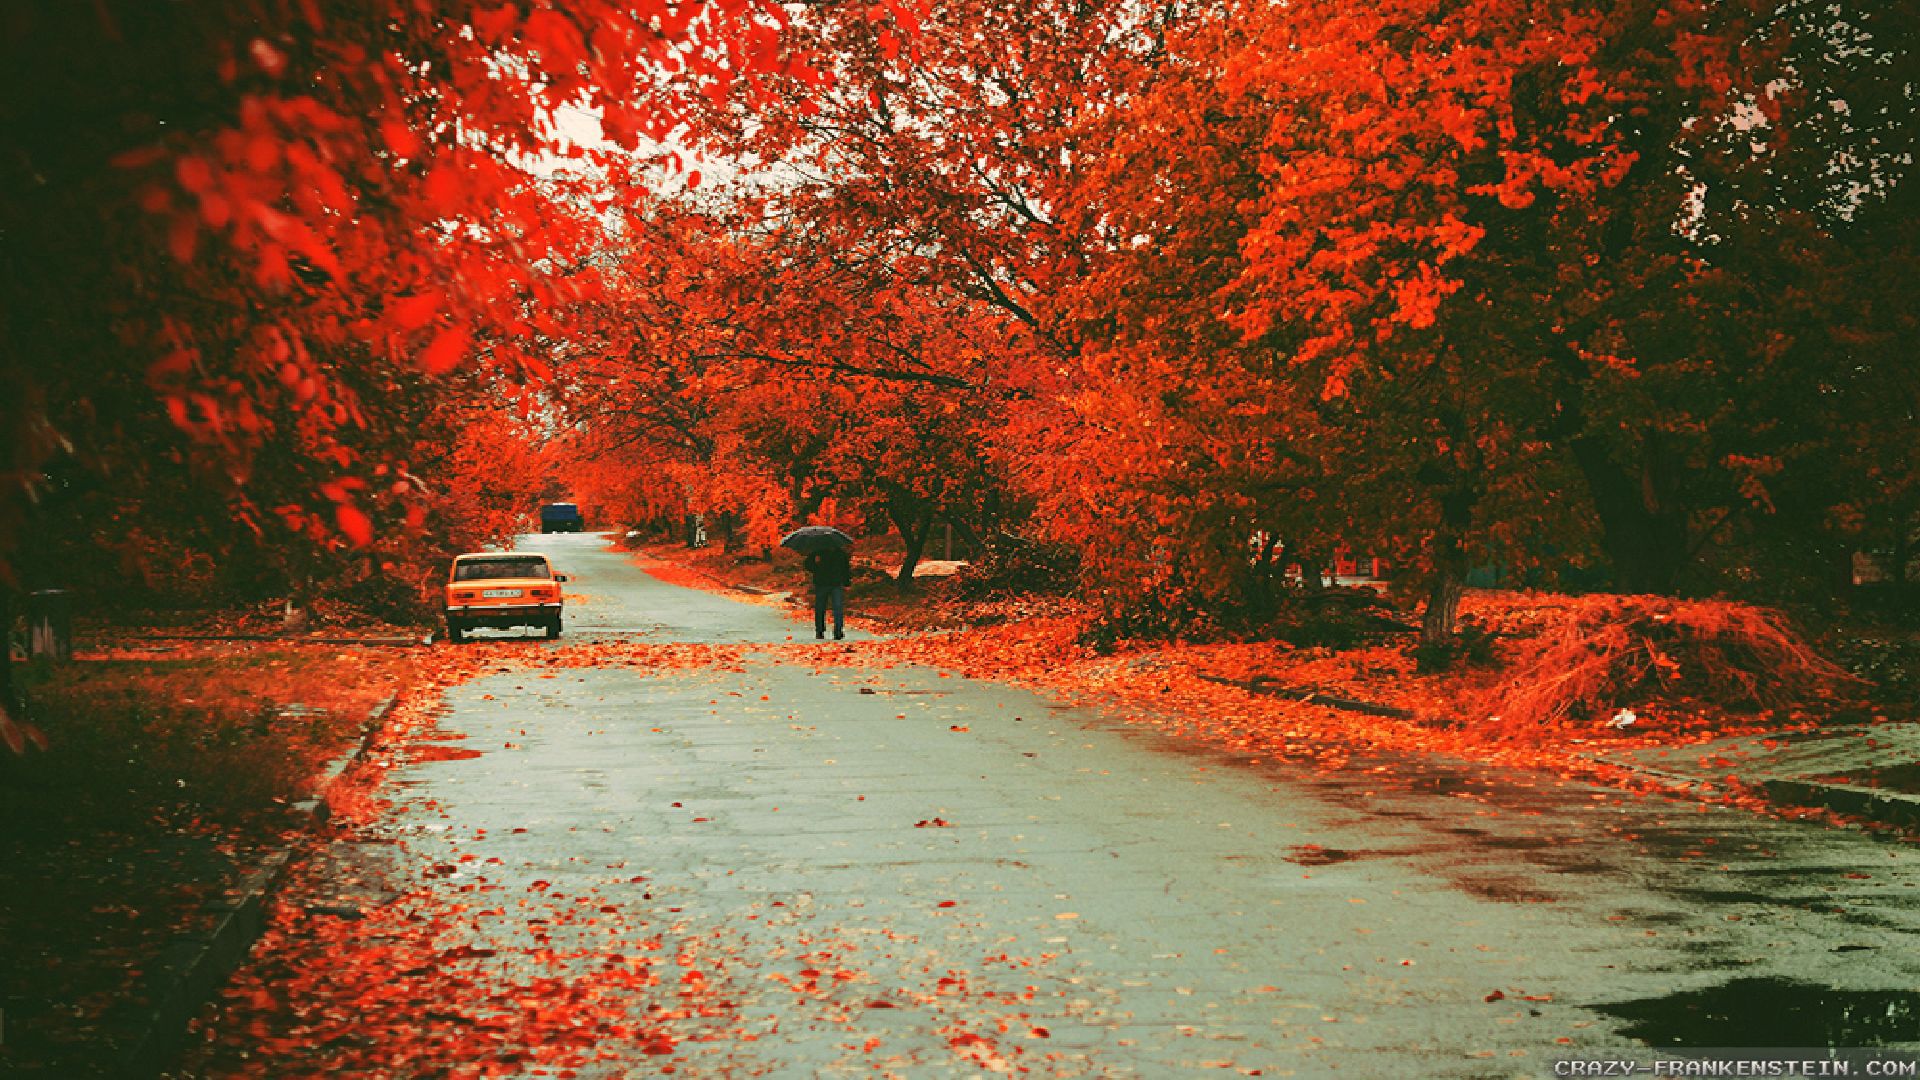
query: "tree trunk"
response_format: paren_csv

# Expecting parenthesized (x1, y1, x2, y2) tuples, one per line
(1568, 432, 1688, 594)
(1421, 572, 1465, 645)
(281, 565, 315, 632)
(0, 585, 15, 714)
(793, 486, 830, 523)
(0, 586, 14, 784)
(1420, 484, 1476, 646)
(889, 502, 936, 589)
(1894, 508, 1916, 593)
(1290, 543, 1325, 594)
(947, 515, 985, 558)
(1414, 407, 1482, 664)
(1249, 532, 1282, 614)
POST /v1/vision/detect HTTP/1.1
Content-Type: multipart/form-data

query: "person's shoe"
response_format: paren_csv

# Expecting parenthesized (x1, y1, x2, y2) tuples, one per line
(816, 632, 826, 640)
(833, 631, 844, 640)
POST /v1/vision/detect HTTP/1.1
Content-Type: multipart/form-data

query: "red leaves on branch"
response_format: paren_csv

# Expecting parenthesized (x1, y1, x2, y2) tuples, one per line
(8, 0, 1913, 645)
(334, 504, 374, 548)
(0, 707, 49, 757)
(417, 327, 469, 376)
(378, 118, 420, 159)
(1, 0, 827, 576)
(389, 293, 440, 331)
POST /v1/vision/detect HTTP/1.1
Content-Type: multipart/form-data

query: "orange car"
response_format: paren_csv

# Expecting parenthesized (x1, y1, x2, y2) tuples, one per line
(444, 552, 568, 642)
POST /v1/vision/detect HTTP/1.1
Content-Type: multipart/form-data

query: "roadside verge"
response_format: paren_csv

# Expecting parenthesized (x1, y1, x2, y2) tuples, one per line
(109, 692, 401, 1078)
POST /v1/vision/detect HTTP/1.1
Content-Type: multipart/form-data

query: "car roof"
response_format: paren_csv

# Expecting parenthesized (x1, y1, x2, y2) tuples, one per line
(453, 552, 550, 561)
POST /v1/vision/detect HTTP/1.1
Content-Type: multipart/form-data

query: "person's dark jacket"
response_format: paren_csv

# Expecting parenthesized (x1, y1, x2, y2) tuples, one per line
(803, 548, 853, 589)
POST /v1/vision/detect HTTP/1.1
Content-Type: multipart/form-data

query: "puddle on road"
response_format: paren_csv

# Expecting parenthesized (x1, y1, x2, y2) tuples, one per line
(1811, 762, 1920, 795)
(1599, 978, 1920, 1046)
(1477, 834, 1557, 851)
(1451, 876, 1559, 904)
(1284, 844, 1365, 866)
(1673, 888, 1777, 906)
(1542, 859, 1612, 875)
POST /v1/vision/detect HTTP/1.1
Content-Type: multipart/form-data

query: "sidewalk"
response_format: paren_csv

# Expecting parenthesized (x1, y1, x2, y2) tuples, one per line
(1587, 720, 1920, 831)
(1170, 672, 1920, 834)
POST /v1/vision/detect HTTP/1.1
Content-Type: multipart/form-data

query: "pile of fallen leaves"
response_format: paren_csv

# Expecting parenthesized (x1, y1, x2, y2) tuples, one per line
(623, 548, 739, 595)
(1476, 595, 1854, 738)
(187, 866, 686, 1076)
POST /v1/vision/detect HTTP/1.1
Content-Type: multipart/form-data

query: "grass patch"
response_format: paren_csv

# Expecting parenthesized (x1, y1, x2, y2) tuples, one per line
(6, 646, 408, 830)
(0, 642, 415, 1074)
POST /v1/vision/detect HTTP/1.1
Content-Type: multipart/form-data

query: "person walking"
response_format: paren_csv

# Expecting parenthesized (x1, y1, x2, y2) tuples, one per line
(803, 545, 853, 640)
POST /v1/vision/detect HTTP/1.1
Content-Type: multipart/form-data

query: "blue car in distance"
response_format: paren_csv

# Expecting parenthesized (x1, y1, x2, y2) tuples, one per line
(539, 502, 584, 533)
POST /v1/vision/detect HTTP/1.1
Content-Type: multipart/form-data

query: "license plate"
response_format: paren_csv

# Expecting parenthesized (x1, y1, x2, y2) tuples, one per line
(481, 588, 522, 598)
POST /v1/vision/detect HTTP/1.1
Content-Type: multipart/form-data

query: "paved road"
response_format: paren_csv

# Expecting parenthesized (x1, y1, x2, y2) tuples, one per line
(215, 533, 1920, 1076)
(472, 534, 875, 645)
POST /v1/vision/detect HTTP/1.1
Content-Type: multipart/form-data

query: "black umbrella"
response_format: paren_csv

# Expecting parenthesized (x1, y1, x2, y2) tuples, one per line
(780, 525, 853, 554)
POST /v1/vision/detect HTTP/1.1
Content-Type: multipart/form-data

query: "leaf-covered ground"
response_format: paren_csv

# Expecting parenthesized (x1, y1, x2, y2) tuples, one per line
(178, 627, 1920, 1075)
(0, 642, 415, 1075)
(168, 536, 1917, 1074)
(180, 642, 772, 1077)
(631, 544, 1894, 825)
(13, 538, 1890, 1075)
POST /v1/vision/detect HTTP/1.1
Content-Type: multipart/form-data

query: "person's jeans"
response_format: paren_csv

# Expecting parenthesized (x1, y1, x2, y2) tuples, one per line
(813, 585, 846, 638)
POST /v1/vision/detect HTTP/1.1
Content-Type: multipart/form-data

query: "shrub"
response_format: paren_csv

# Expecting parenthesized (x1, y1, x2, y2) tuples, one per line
(953, 532, 1082, 599)
(1261, 587, 1405, 650)
(1406, 617, 1498, 672)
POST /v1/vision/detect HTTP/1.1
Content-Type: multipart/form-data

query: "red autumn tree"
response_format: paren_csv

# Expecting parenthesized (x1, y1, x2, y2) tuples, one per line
(1, 0, 921, 712)
(548, 194, 1015, 581)
(0, 0, 927, 559)
(1032, 0, 1918, 639)
(1203, 0, 1918, 603)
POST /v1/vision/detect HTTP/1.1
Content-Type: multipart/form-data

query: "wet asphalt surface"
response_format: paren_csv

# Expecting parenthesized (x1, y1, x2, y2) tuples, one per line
(259, 534, 1920, 1076)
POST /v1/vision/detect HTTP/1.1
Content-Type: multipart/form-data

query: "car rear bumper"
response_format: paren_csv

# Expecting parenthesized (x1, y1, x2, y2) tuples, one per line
(446, 603, 562, 624)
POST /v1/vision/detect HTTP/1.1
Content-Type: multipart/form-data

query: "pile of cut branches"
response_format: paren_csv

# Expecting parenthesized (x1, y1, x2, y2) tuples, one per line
(1480, 596, 1853, 736)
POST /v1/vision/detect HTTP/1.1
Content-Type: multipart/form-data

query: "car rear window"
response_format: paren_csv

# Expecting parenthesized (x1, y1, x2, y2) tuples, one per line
(454, 558, 551, 581)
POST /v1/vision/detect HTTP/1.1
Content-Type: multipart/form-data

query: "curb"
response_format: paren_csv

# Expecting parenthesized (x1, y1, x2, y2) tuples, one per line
(1760, 777, 1920, 830)
(1576, 753, 1920, 834)
(124, 633, 429, 647)
(1195, 673, 1419, 720)
(112, 692, 402, 1078)
(1207, 673, 1920, 835)
(1574, 754, 1733, 793)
